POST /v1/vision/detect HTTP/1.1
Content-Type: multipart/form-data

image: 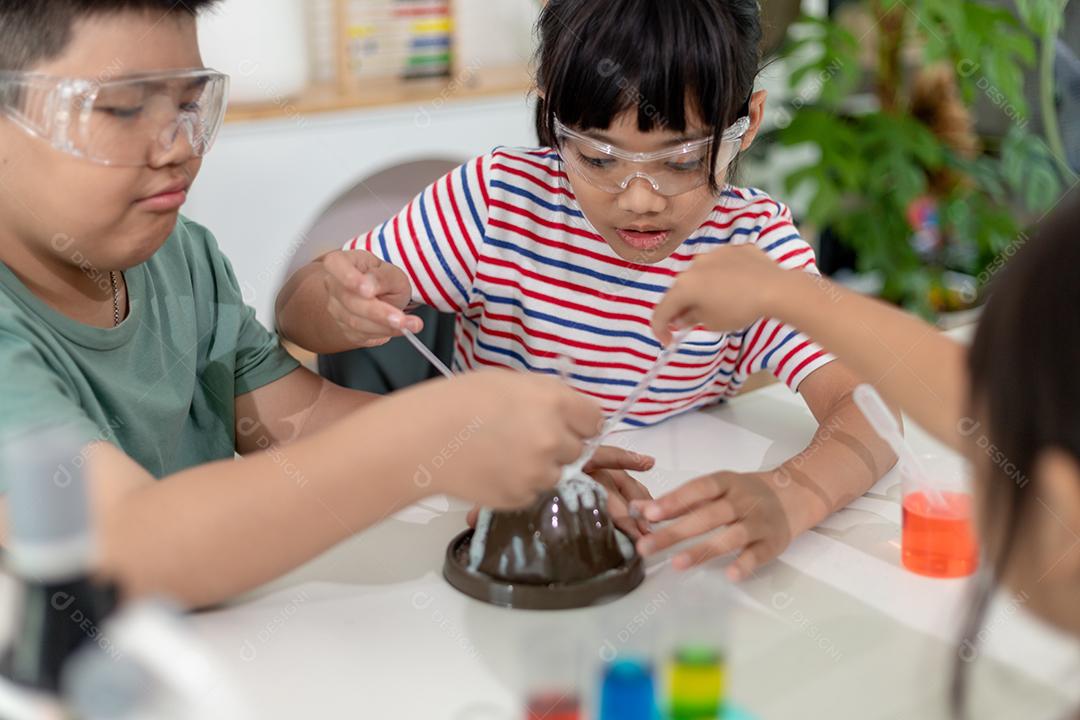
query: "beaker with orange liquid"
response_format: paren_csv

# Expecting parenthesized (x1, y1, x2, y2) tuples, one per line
(900, 461, 978, 578)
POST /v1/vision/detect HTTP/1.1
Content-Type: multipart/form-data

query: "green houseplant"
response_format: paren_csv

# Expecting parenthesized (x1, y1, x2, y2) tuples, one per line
(777, 0, 1072, 316)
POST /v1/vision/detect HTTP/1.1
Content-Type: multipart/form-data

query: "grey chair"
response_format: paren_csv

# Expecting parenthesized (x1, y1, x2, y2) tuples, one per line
(286, 159, 463, 394)
(318, 305, 457, 394)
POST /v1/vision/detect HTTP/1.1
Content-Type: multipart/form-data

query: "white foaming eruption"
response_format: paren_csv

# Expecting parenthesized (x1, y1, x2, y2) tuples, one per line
(468, 508, 494, 571)
(466, 472, 606, 572)
(557, 473, 606, 512)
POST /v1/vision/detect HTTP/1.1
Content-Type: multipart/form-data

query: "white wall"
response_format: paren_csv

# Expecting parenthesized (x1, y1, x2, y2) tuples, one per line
(184, 95, 536, 326)
(455, 0, 541, 70)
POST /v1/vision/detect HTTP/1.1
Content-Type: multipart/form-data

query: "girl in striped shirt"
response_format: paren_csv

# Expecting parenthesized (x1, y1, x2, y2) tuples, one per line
(277, 0, 897, 580)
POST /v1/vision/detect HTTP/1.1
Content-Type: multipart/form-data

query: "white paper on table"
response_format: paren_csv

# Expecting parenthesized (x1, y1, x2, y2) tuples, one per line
(816, 496, 901, 532)
(392, 495, 451, 525)
(609, 410, 775, 475)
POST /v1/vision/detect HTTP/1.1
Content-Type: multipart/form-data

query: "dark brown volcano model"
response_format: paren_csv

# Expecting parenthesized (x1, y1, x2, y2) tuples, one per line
(443, 475, 645, 609)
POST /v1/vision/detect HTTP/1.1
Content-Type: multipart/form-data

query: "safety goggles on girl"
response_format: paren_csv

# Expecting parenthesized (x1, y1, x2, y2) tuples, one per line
(554, 115, 750, 197)
(0, 68, 228, 167)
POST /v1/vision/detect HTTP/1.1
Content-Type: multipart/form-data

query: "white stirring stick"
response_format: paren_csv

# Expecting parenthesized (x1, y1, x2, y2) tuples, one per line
(561, 327, 695, 481)
(401, 327, 455, 379)
(396, 297, 687, 483)
(359, 269, 455, 380)
(852, 384, 947, 508)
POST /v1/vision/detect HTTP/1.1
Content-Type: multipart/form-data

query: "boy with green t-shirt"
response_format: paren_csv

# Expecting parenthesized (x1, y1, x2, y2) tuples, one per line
(0, 0, 651, 608)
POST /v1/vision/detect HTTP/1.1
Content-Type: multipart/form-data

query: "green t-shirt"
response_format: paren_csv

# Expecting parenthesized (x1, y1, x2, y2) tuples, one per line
(0, 216, 300, 478)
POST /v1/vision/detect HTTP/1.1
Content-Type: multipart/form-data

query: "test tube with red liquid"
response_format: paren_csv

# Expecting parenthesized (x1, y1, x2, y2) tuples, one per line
(525, 693, 580, 720)
(520, 627, 582, 720)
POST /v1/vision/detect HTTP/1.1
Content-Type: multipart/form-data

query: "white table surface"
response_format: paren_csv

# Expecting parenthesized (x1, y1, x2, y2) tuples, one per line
(188, 382, 1080, 720)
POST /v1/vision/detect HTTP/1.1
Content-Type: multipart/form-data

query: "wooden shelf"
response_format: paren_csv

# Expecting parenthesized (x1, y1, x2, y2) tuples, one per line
(225, 65, 534, 123)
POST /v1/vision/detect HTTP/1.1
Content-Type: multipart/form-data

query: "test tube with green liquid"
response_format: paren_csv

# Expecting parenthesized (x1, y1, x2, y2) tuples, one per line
(667, 645, 725, 719)
(661, 571, 730, 719)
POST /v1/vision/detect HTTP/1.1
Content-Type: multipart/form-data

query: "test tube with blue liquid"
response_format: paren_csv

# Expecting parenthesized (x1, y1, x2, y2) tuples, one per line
(599, 657, 657, 720)
(593, 609, 659, 720)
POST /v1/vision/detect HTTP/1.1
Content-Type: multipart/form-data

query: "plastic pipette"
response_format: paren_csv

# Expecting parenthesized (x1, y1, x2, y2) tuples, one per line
(561, 327, 693, 480)
(852, 384, 946, 508)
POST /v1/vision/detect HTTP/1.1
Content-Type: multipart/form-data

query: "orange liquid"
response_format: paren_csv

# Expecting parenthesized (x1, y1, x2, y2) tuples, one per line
(901, 491, 978, 578)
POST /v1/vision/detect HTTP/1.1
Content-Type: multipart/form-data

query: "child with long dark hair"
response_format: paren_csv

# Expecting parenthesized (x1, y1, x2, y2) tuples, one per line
(651, 193, 1080, 715)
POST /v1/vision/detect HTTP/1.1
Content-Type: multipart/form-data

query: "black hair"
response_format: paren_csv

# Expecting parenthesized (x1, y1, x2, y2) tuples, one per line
(0, 0, 221, 72)
(534, 0, 763, 194)
(954, 190, 1080, 717)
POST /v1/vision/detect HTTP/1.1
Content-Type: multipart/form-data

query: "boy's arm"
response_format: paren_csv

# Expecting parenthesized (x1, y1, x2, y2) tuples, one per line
(95, 368, 461, 607)
(3, 369, 605, 609)
(233, 366, 380, 451)
(0, 407, 431, 609)
(653, 245, 969, 449)
(88, 435, 422, 608)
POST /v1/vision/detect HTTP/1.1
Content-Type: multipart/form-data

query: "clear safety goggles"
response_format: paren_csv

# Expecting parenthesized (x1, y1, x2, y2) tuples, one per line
(554, 115, 750, 197)
(0, 68, 229, 167)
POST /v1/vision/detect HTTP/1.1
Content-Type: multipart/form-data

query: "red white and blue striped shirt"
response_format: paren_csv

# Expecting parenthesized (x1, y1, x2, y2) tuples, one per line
(345, 147, 835, 427)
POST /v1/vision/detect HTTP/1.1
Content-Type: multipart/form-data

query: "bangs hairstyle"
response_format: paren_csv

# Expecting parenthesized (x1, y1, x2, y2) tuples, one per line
(954, 190, 1080, 716)
(534, 0, 763, 193)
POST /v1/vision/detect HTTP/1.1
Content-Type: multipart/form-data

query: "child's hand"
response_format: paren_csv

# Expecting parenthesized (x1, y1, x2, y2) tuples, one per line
(632, 470, 801, 581)
(410, 370, 604, 509)
(584, 446, 656, 539)
(652, 245, 790, 345)
(464, 446, 657, 538)
(323, 249, 422, 348)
